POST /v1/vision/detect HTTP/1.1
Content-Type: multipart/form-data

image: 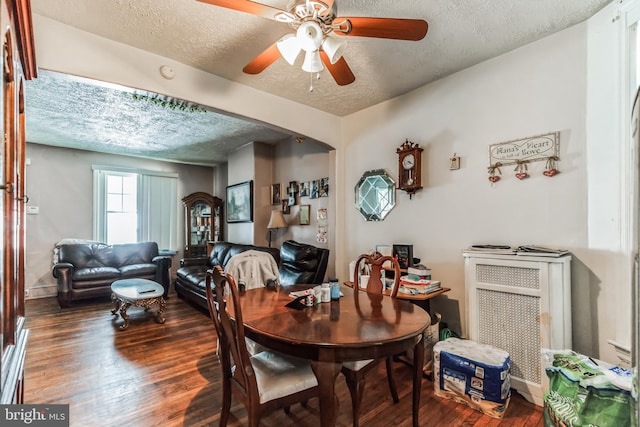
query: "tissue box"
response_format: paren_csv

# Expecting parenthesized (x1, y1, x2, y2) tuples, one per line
(434, 338, 511, 419)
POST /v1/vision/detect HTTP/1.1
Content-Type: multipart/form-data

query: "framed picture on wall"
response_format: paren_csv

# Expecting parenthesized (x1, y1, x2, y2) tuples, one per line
(227, 181, 253, 223)
(282, 199, 290, 214)
(299, 205, 310, 225)
(271, 183, 282, 205)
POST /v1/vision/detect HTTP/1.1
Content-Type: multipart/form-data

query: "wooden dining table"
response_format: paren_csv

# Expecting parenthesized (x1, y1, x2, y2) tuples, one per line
(226, 284, 431, 427)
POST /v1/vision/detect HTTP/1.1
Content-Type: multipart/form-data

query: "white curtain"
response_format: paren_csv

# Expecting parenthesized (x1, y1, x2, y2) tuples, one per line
(139, 173, 178, 251)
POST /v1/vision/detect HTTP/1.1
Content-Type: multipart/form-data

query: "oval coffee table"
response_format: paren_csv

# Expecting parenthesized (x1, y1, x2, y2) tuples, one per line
(111, 278, 166, 330)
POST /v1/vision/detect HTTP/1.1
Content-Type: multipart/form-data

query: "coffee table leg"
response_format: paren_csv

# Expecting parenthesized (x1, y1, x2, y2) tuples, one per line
(156, 297, 166, 324)
(119, 302, 131, 330)
(111, 295, 121, 315)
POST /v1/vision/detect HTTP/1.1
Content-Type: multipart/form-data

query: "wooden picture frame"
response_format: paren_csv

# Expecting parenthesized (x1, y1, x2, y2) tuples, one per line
(226, 181, 253, 223)
(299, 205, 310, 225)
(271, 183, 282, 206)
(281, 199, 290, 214)
(392, 244, 414, 269)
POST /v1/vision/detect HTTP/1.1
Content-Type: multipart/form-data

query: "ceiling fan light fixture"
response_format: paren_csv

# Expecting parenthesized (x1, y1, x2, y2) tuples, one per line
(322, 36, 345, 64)
(297, 20, 324, 52)
(276, 34, 302, 65)
(302, 50, 324, 73)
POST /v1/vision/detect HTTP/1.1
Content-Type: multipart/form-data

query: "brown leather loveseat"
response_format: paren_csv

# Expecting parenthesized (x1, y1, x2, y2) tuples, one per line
(52, 241, 172, 308)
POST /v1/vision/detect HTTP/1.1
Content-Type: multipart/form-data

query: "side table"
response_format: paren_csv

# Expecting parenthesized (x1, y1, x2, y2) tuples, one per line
(111, 278, 166, 330)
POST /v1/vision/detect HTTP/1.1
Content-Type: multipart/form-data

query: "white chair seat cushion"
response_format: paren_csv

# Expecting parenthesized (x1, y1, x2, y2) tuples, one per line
(245, 337, 266, 356)
(251, 351, 318, 403)
(342, 359, 375, 371)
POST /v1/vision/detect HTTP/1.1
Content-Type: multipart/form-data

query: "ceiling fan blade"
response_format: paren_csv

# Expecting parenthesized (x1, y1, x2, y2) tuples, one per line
(334, 17, 428, 41)
(243, 43, 281, 74)
(197, 0, 286, 20)
(320, 51, 355, 86)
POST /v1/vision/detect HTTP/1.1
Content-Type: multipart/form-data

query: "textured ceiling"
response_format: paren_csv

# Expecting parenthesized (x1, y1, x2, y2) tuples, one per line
(27, 0, 612, 165)
(26, 70, 291, 166)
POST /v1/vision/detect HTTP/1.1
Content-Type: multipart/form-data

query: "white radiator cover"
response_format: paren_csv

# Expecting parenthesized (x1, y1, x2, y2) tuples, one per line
(463, 252, 572, 406)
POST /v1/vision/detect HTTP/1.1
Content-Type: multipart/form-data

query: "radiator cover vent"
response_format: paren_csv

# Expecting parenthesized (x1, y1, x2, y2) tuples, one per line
(464, 252, 572, 406)
(477, 288, 541, 384)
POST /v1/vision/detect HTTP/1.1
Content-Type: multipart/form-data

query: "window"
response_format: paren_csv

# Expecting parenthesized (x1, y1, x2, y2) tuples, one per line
(105, 173, 137, 244)
(93, 166, 178, 250)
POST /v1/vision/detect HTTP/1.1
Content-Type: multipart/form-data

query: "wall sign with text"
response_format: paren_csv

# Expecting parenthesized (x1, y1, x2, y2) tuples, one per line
(488, 132, 560, 182)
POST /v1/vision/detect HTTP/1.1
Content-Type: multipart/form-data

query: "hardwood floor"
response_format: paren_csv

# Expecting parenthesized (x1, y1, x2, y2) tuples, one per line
(24, 294, 543, 427)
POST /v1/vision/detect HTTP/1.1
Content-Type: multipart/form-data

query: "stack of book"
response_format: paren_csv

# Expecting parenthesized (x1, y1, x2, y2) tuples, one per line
(399, 265, 440, 295)
(516, 245, 569, 257)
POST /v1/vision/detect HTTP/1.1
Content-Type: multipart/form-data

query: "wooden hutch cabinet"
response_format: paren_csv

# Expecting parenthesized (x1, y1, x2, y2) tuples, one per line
(182, 192, 223, 257)
(0, 0, 37, 404)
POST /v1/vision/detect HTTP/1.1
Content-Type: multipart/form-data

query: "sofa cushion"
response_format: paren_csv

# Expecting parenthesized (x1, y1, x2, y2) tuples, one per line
(113, 242, 158, 266)
(73, 267, 120, 282)
(176, 265, 207, 286)
(59, 243, 114, 269)
(120, 263, 157, 278)
(279, 240, 329, 286)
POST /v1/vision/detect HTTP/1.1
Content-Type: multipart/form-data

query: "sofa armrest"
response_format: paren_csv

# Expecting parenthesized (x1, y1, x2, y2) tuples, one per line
(52, 262, 74, 279)
(152, 255, 172, 268)
(52, 263, 75, 308)
(180, 257, 210, 268)
(153, 256, 173, 297)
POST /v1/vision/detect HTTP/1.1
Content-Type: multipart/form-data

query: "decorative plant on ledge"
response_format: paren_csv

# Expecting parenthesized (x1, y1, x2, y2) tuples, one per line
(130, 93, 207, 113)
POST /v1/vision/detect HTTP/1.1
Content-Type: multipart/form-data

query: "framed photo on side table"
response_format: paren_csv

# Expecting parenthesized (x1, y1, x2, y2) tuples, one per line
(227, 181, 253, 223)
(392, 244, 414, 269)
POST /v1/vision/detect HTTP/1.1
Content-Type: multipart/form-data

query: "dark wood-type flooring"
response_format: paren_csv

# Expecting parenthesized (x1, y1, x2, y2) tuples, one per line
(24, 293, 543, 426)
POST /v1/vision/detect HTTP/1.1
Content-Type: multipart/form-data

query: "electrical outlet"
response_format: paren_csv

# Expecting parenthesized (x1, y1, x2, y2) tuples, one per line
(24, 289, 29, 298)
(450, 156, 460, 170)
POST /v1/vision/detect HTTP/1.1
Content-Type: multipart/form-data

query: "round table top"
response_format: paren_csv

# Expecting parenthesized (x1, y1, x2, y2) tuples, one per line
(111, 278, 164, 300)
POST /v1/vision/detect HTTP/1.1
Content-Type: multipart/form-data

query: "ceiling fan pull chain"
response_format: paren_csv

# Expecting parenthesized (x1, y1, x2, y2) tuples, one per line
(309, 73, 314, 92)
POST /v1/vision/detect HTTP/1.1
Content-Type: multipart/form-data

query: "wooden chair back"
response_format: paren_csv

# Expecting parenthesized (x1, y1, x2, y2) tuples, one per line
(205, 265, 258, 398)
(353, 251, 401, 298)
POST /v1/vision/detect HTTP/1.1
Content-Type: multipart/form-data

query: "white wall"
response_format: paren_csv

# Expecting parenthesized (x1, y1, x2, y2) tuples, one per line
(341, 6, 625, 363)
(25, 143, 215, 298)
(272, 137, 335, 279)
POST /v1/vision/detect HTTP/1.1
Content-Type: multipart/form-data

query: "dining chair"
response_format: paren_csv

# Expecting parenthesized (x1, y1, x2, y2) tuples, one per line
(342, 251, 401, 427)
(205, 265, 319, 427)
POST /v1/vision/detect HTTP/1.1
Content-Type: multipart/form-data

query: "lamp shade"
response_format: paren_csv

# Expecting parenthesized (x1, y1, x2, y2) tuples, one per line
(276, 34, 301, 65)
(322, 36, 345, 64)
(297, 21, 324, 52)
(267, 210, 288, 229)
(302, 50, 324, 73)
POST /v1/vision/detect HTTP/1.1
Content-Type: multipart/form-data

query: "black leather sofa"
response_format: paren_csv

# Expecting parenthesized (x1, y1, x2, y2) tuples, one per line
(52, 242, 172, 308)
(175, 240, 329, 310)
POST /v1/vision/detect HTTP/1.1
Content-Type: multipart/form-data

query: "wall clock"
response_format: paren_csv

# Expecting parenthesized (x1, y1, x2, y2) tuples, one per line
(396, 139, 423, 199)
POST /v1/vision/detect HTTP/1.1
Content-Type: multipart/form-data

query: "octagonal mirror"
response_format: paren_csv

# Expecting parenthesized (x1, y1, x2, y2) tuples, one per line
(355, 169, 396, 221)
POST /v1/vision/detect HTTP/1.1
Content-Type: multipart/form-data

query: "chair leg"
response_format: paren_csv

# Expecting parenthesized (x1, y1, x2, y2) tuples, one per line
(344, 373, 365, 427)
(385, 357, 399, 404)
(220, 379, 231, 427)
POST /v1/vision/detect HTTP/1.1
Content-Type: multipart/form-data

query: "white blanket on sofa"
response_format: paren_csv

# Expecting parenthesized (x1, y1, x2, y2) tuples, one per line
(225, 250, 279, 291)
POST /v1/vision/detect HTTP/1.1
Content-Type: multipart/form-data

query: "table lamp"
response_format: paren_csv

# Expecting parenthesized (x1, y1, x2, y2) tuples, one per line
(267, 210, 288, 248)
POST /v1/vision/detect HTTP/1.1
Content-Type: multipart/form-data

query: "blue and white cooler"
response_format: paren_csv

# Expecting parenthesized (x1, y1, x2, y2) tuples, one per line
(434, 338, 511, 419)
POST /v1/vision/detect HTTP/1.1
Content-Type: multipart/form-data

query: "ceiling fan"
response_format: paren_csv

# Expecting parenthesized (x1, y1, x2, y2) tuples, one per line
(197, 0, 428, 87)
